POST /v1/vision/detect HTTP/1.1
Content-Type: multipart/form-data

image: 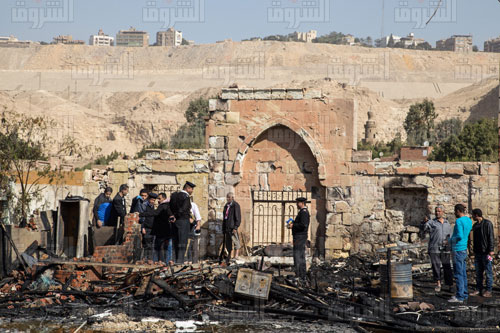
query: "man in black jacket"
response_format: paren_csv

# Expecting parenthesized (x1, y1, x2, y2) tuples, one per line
(109, 184, 129, 227)
(470, 209, 495, 298)
(92, 187, 112, 227)
(288, 197, 310, 280)
(219, 193, 241, 265)
(141, 192, 158, 261)
(141, 193, 175, 263)
(169, 182, 195, 264)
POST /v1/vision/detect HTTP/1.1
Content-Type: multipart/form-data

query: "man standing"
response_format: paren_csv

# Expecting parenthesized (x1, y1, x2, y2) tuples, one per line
(130, 189, 148, 213)
(219, 193, 241, 265)
(187, 201, 202, 264)
(448, 204, 473, 303)
(109, 184, 129, 227)
(141, 192, 158, 261)
(169, 182, 195, 264)
(470, 209, 495, 298)
(421, 206, 453, 292)
(92, 187, 112, 227)
(288, 197, 310, 280)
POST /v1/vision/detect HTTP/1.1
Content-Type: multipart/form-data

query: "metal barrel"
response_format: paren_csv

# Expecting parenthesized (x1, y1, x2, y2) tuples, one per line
(380, 262, 413, 301)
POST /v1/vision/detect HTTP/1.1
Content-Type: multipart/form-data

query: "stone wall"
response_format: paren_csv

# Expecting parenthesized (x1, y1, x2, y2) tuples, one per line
(323, 160, 499, 258)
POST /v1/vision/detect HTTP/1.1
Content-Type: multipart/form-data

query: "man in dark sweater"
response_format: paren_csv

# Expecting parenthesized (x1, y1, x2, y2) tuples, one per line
(470, 209, 495, 298)
(288, 197, 310, 280)
(169, 182, 195, 264)
(219, 193, 241, 265)
(92, 187, 112, 227)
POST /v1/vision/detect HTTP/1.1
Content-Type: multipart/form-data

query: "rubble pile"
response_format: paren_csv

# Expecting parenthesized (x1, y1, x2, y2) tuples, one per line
(1, 252, 500, 332)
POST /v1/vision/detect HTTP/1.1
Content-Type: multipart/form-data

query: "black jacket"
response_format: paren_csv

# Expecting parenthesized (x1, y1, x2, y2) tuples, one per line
(222, 201, 241, 232)
(140, 202, 174, 238)
(170, 191, 192, 220)
(472, 219, 495, 254)
(108, 193, 127, 227)
(141, 202, 156, 230)
(130, 196, 145, 214)
(292, 208, 310, 236)
(92, 193, 111, 223)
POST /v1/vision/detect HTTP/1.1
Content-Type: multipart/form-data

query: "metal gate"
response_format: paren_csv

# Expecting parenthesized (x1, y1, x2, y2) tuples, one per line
(252, 190, 311, 246)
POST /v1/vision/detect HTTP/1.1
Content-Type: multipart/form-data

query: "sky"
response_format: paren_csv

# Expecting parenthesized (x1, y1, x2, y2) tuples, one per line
(0, 0, 499, 49)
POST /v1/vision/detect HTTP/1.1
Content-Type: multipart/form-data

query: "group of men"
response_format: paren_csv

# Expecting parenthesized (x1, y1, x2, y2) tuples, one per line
(422, 204, 495, 303)
(92, 185, 311, 278)
(92, 182, 202, 264)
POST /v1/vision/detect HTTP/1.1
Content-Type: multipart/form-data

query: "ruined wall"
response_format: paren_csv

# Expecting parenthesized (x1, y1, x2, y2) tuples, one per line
(206, 88, 356, 258)
(325, 160, 499, 256)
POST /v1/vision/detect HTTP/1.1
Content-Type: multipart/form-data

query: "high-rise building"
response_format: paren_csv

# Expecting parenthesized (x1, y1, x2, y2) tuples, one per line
(156, 28, 183, 47)
(116, 27, 149, 47)
(436, 35, 473, 53)
(89, 29, 114, 46)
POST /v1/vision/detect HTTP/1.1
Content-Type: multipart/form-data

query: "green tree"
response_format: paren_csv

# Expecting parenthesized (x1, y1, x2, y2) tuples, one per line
(473, 45, 479, 52)
(0, 109, 91, 222)
(170, 97, 209, 149)
(404, 99, 438, 146)
(431, 118, 498, 162)
(357, 134, 404, 159)
(433, 118, 462, 144)
(313, 31, 346, 44)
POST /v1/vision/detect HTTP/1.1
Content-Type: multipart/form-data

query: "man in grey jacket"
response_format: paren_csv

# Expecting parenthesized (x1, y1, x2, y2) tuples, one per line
(421, 206, 453, 292)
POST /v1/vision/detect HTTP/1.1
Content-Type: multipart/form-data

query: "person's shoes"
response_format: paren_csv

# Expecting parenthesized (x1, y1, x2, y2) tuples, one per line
(434, 285, 441, 292)
(470, 290, 481, 296)
(483, 291, 493, 298)
(448, 296, 464, 303)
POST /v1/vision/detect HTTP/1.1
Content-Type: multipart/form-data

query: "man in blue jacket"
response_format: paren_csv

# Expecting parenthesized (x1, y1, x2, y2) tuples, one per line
(448, 204, 473, 303)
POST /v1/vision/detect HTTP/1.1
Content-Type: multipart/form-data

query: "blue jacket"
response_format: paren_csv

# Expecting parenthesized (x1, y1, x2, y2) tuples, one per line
(450, 216, 472, 252)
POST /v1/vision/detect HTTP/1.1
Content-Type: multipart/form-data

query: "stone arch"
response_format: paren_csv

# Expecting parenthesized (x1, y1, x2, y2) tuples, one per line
(232, 123, 327, 257)
(233, 119, 326, 182)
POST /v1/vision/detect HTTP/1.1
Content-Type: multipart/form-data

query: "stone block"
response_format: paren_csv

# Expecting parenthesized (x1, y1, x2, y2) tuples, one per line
(253, 89, 272, 100)
(352, 151, 372, 162)
(335, 201, 350, 213)
(224, 161, 234, 173)
(271, 89, 286, 99)
(221, 88, 238, 100)
(286, 89, 304, 100)
(209, 136, 226, 149)
(414, 176, 433, 188)
(352, 162, 375, 175)
(396, 165, 428, 175)
(225, 112, 240, 124)
(152, 160, 194, 173)
(209, 99, 229, 111)
(463, 163, 479, 175)
(210, 123, 232, 136)
(374, 162, 395, 175)
(113, 160, 128, 172)
(140, 174, 177, 185)
(342, 213, 352, 226)
(225, 173, 241, 186)
(136, 161, 153, 173)
(238, 89, 254, 100)
(428, 163, 445, 175)
(325, 236, 343, 250)
(304, 89, 322, 99)
(194, 162, 210, 173)
(446, 163, 464, 175)
(145, 150, 161, 160)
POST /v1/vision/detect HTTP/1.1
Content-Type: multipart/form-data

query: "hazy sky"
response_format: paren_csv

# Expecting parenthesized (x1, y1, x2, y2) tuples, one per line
(1, 0, 499, 49)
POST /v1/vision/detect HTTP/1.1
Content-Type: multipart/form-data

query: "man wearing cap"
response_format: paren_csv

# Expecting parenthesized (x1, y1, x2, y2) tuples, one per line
(287, 197, 310, 280)
(169, 182, 195, 264)
(141, 192, 158, 261)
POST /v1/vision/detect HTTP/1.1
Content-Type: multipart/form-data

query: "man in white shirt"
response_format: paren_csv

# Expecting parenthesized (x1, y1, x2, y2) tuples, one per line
(187, 201, 202, 264)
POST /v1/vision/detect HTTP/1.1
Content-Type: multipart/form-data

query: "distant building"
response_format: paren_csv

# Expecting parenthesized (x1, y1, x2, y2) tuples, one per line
(400, 146, 433, 161)
(89, 29, 114, 46)
(53, 35, 85, 45)
(436, 35, 472, 53)
(399, 33, 427, 48)
(156, 28, 183, 47)
(293, 30, 317, 43)
(342, 34, 356, 46)
(379, 34, 401, 48)
(0, 35, 35, 47)
(116, 27, 149, 47)
(484, 36, 500, 53)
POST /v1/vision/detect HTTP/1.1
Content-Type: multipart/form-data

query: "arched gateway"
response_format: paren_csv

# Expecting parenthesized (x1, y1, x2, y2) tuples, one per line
(206, 88, 357, 259)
